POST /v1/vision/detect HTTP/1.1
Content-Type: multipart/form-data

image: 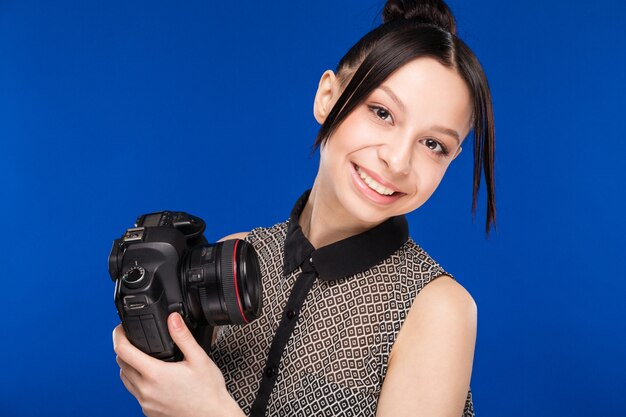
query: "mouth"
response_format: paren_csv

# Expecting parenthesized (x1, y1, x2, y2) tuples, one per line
(350, 163, 406, 204)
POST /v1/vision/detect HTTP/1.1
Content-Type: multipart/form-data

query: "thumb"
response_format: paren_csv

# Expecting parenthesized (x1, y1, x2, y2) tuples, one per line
(168, 312, 206, 363)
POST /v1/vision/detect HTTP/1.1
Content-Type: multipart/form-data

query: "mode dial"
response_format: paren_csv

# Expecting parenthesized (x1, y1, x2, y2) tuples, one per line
(122, 266, 146, 289)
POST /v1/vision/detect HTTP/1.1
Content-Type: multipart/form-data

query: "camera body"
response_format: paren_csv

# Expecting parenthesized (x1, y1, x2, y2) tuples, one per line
(108, 211, 262, 361)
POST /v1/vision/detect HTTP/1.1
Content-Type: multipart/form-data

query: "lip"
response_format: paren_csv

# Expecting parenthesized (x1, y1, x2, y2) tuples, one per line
(350, 163, 405, 205)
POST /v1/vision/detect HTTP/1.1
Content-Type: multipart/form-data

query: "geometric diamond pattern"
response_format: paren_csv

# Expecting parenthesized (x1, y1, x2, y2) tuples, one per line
(210, 220, 475, 416)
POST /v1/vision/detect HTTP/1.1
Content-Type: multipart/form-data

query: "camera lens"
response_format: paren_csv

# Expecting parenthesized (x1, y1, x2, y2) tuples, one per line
(183, 239, 262, 326)
(235, 240, 262, 321)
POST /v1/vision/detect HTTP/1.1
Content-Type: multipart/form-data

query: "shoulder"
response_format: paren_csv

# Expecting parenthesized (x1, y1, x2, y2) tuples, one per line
(379, 275, 477, 416)
(413, 274, 477, 321)
(390, 274, 477, 359)
(217, 232, 250, 242)
(399, 238, 452, 278)
(392, 274, 477, 361)
(216, 220, 288, 246)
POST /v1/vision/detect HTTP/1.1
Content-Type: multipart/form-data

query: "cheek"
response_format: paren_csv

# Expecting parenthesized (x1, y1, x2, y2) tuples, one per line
(406, 156, 450, 204)
(329, 113, 379, 154)
(424, 165, 449, 192)
(412, 151, 450, 181)
(318, 141, 350, 188)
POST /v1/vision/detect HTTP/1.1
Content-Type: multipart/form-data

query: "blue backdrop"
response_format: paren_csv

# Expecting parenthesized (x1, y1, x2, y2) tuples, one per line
(1, 1, 624, 416)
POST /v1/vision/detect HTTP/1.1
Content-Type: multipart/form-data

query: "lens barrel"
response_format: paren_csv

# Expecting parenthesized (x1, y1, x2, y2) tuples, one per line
(183, 239, 262, 327)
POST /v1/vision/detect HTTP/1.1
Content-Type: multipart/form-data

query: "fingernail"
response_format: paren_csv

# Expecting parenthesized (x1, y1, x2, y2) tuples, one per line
(171, 313, 183, 330)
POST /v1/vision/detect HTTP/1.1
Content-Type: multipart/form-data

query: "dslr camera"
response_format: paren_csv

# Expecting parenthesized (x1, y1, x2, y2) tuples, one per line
(108, 211, 262, 361)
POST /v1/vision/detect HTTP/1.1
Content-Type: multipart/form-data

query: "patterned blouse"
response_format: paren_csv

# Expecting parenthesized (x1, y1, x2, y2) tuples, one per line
(210, 189, 475, 416)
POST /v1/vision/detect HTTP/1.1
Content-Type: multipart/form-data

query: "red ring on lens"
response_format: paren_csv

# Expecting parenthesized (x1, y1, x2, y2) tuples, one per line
(232, 239, 248, 323)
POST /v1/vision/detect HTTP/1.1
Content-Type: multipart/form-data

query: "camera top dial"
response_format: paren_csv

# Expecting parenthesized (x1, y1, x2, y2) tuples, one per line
(122, 266, 146, 289)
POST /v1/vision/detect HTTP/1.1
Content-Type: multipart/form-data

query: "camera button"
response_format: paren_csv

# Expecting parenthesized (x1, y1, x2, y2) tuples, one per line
(123, 295, 147, 310)
(187, 268, 203, 283)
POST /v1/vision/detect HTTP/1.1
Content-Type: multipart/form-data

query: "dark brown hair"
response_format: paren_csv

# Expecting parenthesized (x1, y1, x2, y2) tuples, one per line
(313, 0, 496, 236)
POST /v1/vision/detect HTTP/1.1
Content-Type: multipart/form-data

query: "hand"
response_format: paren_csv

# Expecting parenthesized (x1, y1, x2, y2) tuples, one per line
(113, 313, 244, 417)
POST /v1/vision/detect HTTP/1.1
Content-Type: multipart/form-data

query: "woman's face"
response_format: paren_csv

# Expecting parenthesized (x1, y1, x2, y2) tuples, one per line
(315, 57, 473, 226)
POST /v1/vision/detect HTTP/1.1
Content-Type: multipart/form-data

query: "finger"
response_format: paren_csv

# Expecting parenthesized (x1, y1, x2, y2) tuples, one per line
(116, 355, 142, 384)
(167, 312, 207, 364)
(113, 323, 161, 375)
(120, 368, 141, 400)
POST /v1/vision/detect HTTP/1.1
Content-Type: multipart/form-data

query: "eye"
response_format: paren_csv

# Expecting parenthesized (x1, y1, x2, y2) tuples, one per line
(368, 105, 393, 124)
(421, 138, 449, 157)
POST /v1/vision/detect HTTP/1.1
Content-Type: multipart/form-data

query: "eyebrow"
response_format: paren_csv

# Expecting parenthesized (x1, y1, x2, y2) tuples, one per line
(378, 84, 460, 144)
(379, 85, 405, 114)
(431, 126, 460, 144)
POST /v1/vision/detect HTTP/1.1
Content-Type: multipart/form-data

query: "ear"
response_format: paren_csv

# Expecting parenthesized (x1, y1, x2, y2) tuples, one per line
(452, 146, 462, 160)
(313, 70, 340, 125)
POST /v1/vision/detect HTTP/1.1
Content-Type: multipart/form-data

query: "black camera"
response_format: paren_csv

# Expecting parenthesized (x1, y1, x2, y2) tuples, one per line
(108, 211, 262, 361)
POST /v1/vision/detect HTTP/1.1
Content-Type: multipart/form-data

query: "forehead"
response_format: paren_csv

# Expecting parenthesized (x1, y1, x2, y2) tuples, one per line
(374, 57, 473, 136)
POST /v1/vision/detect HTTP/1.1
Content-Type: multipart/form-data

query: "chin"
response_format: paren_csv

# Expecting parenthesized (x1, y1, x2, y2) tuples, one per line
(339, 191, 399, 226)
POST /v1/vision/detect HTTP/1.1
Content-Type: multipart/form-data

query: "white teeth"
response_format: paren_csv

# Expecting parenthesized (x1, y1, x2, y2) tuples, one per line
(356, 165, 396, 196)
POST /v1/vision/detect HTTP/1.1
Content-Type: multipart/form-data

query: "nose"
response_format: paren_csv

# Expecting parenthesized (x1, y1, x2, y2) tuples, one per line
(377, 136, 412, 176)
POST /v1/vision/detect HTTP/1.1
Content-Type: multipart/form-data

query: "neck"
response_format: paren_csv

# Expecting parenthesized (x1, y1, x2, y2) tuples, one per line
(299, 178, 380, 248)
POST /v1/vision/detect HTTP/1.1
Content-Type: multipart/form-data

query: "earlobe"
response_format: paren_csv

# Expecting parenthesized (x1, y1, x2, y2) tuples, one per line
(313, 70, 339, 125)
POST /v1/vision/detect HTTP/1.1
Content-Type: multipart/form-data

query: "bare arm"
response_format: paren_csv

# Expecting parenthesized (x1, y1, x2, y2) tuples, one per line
(218, 232, 250, 242)
(376, 275, 477, 417)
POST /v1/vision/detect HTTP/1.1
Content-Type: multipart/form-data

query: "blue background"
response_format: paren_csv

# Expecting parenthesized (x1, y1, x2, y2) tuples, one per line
(1, 0, 625, 416)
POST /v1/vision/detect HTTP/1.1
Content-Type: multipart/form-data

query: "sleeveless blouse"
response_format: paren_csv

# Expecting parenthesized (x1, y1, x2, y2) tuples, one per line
(210, 191, 475, 416)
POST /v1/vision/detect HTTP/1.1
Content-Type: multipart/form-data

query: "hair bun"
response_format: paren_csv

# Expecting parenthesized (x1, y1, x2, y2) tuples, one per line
(382, 0, 457, 35)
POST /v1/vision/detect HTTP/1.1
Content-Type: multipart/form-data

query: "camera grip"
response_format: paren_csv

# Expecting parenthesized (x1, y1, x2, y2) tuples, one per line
(122, 292, 181, 361)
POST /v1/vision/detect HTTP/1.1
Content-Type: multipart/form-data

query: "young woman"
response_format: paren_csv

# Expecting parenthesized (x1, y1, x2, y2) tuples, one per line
(113, 0, 495, 416)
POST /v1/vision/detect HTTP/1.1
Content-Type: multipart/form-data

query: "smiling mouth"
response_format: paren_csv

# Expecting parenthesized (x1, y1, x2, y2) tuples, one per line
(353, 163, 403, 196)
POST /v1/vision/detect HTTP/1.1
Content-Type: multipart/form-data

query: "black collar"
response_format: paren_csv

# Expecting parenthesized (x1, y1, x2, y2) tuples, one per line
(283, 189, 409, 281)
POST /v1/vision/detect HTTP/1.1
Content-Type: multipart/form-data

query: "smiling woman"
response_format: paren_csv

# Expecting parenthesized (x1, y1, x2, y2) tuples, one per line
(313, 57, 473, 231)
(113, 0, 494, 416)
